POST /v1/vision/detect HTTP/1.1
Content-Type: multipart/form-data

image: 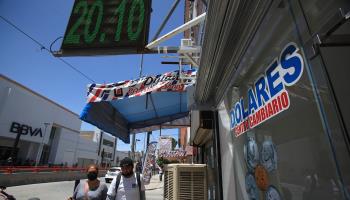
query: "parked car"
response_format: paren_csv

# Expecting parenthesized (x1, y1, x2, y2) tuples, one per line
(105, 167, 121, 183)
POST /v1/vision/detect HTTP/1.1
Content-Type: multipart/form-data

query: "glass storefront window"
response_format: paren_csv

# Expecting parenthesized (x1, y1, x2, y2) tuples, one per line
(225, 1, 346, 199)
(308, 46, 350, 198)
(299, 0, 350, 35)
(205, 144, 217, 200)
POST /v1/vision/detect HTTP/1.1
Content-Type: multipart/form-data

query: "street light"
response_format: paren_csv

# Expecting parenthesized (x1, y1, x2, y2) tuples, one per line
(35, 122, 50, 166)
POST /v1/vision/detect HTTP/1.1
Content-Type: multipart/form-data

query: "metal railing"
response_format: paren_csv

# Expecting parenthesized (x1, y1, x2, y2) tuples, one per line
(0, 166, 89, 174)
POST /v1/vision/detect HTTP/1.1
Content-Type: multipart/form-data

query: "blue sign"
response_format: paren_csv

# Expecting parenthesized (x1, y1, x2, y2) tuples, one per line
(231, 42, 304, 137)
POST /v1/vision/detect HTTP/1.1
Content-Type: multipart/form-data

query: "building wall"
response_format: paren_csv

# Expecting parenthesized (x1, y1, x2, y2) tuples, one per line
(0, 75, 80, 146)
(179, 127, 187, 148)
(76, 134, 98, 167)
(94, 129, 116, 166)
(0, 75, 81, 166)
(184, 0, 206, 45)
(53, 128, 79, 166)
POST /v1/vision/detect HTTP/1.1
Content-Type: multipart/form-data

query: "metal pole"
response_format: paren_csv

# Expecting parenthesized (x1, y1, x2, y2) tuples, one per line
(143, 132, 146, 151)
(11, 125, 22, 165)
(160, 125, 162, 136)
(98, 131, 104, 165)
(139, 54, 144, 78)
(101, 148, 105, 167)
(146, 12, 207, 49)
(113, 137, 117, 163)
(131, 133, 136, 161)
(135, 139, 141, 161)
(151, 0, 181, 42)
(146, 131, 151, 147)
(149, 46, 179, 54)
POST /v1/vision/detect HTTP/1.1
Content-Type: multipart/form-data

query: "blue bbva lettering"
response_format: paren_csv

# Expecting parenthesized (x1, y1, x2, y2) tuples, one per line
(231, 42, 304, 128)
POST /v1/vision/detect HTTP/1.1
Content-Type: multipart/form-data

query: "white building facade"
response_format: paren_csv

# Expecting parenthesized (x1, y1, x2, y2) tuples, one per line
(76, 131, 99, 167)
(0, 75, 90, 166)
(94, 129, 117, 167)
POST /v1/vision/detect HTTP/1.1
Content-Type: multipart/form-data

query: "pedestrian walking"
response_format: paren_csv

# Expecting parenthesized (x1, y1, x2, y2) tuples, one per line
(158, 166, 164, 182)
(67, 164, 107, 200)
(107, 157, 148, 200)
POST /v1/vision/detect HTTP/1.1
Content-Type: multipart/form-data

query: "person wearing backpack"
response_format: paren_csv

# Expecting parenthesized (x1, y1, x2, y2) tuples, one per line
(106, 157, 147, 200)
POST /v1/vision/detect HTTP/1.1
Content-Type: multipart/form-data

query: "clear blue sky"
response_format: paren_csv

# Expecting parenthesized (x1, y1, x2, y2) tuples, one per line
(0, 0, 184, 151)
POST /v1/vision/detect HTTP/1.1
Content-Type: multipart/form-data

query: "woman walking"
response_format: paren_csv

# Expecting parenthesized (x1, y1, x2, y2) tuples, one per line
(68, 164, 108, 200)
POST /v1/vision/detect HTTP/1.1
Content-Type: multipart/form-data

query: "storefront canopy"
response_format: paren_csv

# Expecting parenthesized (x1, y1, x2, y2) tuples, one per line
(80, 70, 196, 143)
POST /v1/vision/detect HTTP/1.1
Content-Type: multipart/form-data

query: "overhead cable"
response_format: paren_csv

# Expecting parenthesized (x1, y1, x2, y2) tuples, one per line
(0, 15, 95, 83)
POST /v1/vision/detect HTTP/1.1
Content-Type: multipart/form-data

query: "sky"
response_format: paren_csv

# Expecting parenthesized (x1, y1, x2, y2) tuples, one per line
(0, 0, 184, 151)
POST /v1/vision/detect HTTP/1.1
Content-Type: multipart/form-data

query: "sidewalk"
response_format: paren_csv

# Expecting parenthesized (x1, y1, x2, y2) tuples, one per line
(145, 174, 163, 191)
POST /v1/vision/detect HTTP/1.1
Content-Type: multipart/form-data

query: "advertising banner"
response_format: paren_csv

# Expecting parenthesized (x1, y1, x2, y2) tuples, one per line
(159, 150, 187, 158)
(158, 137, 172, 154)
(87, 69, 196, 103)
(142, 141, 158, 183)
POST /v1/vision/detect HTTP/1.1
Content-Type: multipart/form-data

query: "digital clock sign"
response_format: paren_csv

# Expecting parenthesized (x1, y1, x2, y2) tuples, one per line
(60, 0, 151, 56)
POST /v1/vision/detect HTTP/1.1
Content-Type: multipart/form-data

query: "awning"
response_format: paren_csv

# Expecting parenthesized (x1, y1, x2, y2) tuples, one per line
(80, 70, 196, 143)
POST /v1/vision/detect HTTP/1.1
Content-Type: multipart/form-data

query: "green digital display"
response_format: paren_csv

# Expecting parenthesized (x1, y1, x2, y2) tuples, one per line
(60, 0, 151, 56)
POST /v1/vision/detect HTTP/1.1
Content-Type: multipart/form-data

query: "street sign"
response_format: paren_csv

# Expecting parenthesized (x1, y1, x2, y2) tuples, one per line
(59, 0, 151, 56)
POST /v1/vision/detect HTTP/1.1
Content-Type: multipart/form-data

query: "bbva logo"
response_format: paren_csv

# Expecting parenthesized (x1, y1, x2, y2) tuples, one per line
(10, 122, 42, 137)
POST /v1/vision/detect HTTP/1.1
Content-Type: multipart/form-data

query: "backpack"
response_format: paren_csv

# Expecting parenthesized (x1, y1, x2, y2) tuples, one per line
(115, 172, 145, 200)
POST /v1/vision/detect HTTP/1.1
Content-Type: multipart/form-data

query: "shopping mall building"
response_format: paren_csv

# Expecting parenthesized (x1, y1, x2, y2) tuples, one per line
(0, 74, 98, 166)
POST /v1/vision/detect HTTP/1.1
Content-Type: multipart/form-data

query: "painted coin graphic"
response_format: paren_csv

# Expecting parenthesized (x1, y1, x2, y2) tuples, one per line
(255, 164, 269, 191)
(244, 137, 259, 172)
(261, 139, 277, 172)
(265, 186, 282, 200)
(245, 173, 260, 200)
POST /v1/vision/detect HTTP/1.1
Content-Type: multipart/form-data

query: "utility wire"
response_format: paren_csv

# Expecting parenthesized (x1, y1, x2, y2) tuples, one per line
(0, 15, 95, 83)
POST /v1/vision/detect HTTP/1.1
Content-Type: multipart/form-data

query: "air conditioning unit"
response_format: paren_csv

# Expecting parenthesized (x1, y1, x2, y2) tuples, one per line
(164, 164, 207, 200)
(181, 39, 193, 47)
(190, 110, 214, 146)
(178, 39, 201, 54)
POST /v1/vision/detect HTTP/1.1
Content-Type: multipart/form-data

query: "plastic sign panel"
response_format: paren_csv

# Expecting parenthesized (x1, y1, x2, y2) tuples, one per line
(231, 42, 304, 137)
(60, 0, 151, 56)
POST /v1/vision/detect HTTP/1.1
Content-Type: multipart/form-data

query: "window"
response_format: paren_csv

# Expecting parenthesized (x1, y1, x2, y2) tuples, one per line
(103, 139, 114, 147)
(225, 1, 344, 199)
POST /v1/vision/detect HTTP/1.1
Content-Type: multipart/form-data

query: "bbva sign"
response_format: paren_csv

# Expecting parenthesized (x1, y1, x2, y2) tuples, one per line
(10, 122, 43, 137)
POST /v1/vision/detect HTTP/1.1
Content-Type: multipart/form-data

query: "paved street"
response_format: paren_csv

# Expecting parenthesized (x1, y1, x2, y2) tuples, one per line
(6, 175, 163, 200)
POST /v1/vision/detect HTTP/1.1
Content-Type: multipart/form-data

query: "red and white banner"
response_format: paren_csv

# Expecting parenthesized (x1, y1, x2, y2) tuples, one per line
(159, 150, 187, 158)
(158, 137, 172, 153)
(142, 142, 157, 183)
(86, 70, 196, 103)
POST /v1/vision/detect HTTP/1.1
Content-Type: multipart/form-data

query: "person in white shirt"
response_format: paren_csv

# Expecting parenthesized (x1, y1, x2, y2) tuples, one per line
(107, 157, 148, 200)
